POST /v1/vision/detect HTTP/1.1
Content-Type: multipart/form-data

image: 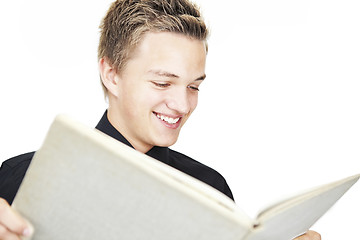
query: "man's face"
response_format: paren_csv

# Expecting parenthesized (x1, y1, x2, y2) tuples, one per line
(107, 32, 206, 152)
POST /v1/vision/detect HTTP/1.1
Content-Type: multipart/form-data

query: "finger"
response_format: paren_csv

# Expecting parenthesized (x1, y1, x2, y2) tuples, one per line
(0, 224, 21, 240)
(294, 230, 321, 240)
(307, 230, 321, 240)
(0, 198, 33, 237)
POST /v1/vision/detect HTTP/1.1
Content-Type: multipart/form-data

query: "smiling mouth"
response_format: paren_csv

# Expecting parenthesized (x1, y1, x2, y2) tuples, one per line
(154, 112, 181, 124)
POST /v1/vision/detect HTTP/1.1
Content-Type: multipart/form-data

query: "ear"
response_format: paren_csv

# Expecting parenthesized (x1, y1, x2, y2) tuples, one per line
(99, 58, 120, 97)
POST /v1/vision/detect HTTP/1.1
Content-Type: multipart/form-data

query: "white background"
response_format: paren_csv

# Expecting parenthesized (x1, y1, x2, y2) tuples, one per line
(0, 0, 359, 239)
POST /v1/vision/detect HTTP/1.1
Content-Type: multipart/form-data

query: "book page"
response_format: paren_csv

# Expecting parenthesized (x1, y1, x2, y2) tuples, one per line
(13, 115, 253, 240)
(245, 174, 359, 240)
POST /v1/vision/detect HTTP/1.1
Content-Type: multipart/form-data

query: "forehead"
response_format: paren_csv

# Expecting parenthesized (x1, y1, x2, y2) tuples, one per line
(133, 32, 206, 74)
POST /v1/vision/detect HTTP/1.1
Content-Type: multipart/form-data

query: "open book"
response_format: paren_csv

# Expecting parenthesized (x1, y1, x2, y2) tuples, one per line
(13, 115, 359, 240)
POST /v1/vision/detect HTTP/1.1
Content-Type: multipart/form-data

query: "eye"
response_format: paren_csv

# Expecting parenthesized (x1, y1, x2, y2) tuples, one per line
(152, 81, 170, 88)
(188, 85, 200, 91)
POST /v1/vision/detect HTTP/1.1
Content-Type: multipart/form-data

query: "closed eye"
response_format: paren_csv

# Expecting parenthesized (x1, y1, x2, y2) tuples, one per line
(152, 81, 170, 88)
(188, 85, 200, 91)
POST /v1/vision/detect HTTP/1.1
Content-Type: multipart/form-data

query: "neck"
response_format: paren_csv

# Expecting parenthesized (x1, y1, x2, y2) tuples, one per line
(106, 107, 153, 153)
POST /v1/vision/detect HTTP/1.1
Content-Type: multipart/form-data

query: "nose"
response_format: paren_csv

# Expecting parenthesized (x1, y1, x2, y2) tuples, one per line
(166, 88, 193, 115)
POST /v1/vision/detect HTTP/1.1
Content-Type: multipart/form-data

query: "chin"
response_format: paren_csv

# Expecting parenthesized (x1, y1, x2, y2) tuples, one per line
(155, 136, 179, 148)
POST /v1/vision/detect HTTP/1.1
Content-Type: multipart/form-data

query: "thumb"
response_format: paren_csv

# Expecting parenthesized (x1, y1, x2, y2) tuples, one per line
(0, 199, 34, 238)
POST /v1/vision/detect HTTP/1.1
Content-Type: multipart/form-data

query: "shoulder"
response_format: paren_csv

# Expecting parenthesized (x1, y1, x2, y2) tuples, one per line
(0, 152, 35, 204)
(168, 149, 234, 201)
(1, 152, 34, 168)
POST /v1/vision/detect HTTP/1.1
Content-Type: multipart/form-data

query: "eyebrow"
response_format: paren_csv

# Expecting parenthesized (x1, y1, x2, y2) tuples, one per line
(148, 70, 206, 81)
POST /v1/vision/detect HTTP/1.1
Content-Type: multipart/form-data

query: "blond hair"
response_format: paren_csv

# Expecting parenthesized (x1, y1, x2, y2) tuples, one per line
(98, 0, 208, 95)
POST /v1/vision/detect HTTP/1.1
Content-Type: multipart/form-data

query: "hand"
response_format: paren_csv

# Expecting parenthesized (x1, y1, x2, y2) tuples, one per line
(294, 230, 321, 240)
(0, 198, 33, 240)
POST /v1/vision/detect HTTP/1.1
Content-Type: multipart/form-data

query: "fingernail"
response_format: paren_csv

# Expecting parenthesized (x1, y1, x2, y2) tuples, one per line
(23, 227, 31, 236)
(22, 224, 34, 238)
(21, 219, 34, 240)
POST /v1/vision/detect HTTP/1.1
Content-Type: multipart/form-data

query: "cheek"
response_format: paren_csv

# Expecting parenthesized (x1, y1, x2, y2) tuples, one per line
(118, 87, 148, 117)
(144, 91, 165, 108)
(189, 94, 199, 112)
(129, 88, 165, 117)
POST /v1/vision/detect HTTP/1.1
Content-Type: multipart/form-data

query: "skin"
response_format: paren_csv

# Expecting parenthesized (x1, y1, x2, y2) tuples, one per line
(100, 32, 206, 153)
(0, 198, 33, 239)
(0, 32, 321, 240)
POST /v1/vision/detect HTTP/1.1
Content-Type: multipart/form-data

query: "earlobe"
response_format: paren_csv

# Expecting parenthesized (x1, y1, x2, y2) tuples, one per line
(99, 58, 119, 97)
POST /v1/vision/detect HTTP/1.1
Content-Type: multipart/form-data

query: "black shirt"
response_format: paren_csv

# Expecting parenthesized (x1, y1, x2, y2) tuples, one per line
(0, 111, 233, 204)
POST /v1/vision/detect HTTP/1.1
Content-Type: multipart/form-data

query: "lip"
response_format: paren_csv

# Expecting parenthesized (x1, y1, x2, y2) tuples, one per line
(153, 112, 182, 129)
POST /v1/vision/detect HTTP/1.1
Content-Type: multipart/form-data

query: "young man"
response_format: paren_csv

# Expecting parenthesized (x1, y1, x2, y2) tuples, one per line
(0, 0, 320, 239)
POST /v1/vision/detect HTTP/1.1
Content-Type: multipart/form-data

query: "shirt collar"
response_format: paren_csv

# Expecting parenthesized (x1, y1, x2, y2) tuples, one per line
(95, 110, 170, 165)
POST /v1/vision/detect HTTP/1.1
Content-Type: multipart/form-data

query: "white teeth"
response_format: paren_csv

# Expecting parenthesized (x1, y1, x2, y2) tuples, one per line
(156, 113, 180, 124)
